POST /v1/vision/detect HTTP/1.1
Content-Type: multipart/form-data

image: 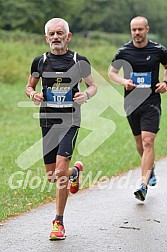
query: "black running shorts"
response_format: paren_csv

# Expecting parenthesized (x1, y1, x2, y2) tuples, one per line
(127, 103, 161, 136)
(41, 126, 79, 164)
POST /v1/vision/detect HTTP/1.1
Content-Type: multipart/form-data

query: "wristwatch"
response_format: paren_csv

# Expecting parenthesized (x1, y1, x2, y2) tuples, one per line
(163, 80, 167, 85)
(85, 91, 90, 100)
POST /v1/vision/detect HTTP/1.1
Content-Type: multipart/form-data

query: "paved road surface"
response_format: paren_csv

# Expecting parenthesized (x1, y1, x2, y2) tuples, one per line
(1, 157, 167, 252)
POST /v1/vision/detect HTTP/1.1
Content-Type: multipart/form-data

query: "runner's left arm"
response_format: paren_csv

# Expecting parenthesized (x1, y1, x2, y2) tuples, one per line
(73, 74, 97, 104)
(155, 64, 167, 93)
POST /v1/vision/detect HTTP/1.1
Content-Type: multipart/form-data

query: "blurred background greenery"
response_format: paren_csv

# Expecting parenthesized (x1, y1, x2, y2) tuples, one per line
(0, 0, 166, 44)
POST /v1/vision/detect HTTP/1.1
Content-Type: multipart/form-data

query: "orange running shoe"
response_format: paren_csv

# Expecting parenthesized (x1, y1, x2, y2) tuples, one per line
(50, 220, 65, 240)
(70, 161, 83, 194)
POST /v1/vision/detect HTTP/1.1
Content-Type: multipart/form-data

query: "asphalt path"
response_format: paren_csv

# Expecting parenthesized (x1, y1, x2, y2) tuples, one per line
(1, 157, 167, 252)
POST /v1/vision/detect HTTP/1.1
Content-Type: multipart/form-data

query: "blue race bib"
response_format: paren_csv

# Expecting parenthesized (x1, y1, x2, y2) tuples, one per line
(46, 87, 73, 108)
(130, 72, 152, 88)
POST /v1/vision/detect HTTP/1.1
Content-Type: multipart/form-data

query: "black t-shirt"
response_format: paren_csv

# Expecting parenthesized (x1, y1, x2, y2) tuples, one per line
(31, 50, 90, 77)
(112, 40, 167, 104)
(30, 50, 91, 128)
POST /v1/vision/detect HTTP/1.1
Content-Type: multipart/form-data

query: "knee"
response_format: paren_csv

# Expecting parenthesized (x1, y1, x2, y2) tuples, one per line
(46, 171, 57, 183)
(46, 169, 68, 183)
(142, 136, 154, 149)
(55, 168, 68, 179)
(55, 157, 70, 179)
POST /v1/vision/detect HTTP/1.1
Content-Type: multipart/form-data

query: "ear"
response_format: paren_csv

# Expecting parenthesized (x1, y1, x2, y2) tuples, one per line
(67, 32, 72, 42)
(146, 25, 150, 33)
(44, 35, 49, 44)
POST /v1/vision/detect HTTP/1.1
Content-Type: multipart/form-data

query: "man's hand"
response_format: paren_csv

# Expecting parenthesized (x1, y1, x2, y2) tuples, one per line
(123, 79, 136, 90)
(155, 82, 167, 93)
(73, 92, 87, 105)
(32, 92, 44, 105)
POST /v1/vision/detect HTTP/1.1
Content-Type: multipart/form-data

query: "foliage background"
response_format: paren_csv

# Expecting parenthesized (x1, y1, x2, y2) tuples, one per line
(0, 0, 167, 45)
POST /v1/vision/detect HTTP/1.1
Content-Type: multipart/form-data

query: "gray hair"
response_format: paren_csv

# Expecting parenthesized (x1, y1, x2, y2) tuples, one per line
(45, 18, 69, 35)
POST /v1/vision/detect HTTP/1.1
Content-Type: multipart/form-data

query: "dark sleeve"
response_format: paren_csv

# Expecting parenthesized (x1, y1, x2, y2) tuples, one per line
(112, 48, 123, 63)
(160, 45, 167, 65)
(30, 55, 43, 78)
(111, 47, 124, 70)
(77, 55, 91, 78)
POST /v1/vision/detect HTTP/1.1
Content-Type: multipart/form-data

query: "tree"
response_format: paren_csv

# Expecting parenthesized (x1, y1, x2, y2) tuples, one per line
(0, 0, 166, 46)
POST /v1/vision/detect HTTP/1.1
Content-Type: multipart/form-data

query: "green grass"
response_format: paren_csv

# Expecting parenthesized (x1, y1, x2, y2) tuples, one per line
(0, 37, 167, 221)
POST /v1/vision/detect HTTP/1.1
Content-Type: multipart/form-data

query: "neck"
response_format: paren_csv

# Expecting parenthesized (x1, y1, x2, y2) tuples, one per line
(51, 48, 68, 55)
(133, 39, 148, 48)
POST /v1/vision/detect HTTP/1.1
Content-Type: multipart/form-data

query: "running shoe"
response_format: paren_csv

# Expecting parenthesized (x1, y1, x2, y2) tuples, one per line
(134, 183, 147, 201)
(70, 161, 83, 194)
(50, 220, 65, 240)
(148, 163, 156, 186)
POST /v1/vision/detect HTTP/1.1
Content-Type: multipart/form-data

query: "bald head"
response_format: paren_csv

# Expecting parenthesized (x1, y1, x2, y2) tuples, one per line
(130, 16, 148, 28)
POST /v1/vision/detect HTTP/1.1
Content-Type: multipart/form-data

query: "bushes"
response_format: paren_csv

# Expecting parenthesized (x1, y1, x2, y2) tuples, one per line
(0, 29, 44, 44)
(0, 30, 159, 85)
(71, 30, 159, 48)
(0, 33, 47, 84)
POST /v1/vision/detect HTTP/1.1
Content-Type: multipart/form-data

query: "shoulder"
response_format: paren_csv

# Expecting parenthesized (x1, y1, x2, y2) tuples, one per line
(115, 41, 133, 57)
(68, 50, 90, 64)
(119, 41, 133, 50)
(148, 40, 167, 52)
(30, 53, 46, 75)
(77, 54, 90, 64)
(69, 51, 91, 77)
(32, 55, 43, 63)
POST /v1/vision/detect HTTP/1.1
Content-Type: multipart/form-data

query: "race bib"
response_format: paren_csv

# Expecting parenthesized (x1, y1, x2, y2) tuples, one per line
(130, 72, 151, 88)
(46, 87, 73, 108)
